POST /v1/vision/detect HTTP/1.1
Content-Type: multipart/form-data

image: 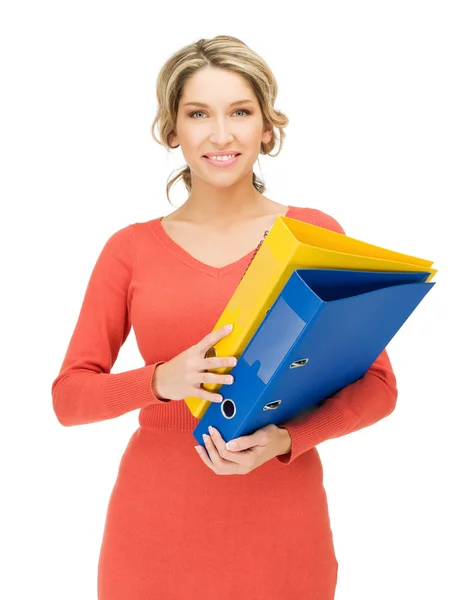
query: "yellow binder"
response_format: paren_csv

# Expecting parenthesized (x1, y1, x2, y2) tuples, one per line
(185, 216, 437, 418)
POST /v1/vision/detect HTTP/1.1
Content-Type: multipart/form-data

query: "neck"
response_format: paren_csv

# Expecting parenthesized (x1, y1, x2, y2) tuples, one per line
(179, 171, 268, 225)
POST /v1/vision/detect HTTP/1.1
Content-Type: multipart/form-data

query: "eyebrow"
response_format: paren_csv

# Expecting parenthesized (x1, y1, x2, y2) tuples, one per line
(183, 99, 255, 108)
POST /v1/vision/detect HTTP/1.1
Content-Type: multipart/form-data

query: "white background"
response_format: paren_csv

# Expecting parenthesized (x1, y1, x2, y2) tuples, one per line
(1, 1, 467, 599)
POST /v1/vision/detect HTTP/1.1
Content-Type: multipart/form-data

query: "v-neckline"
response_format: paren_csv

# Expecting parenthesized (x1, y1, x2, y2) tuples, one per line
(151, 205, 295, 278)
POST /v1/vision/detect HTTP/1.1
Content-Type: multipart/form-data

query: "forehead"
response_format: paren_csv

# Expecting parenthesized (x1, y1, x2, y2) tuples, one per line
(181, 67, 256, 106)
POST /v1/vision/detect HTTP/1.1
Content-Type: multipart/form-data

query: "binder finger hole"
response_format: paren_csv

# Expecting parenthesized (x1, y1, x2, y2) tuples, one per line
(263, 400, 282, 411)
(290, 358, 309, 369)
(220, 399, 236, 419)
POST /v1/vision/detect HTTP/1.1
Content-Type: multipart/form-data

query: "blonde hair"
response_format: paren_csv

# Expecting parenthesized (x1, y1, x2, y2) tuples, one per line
(151, 35, 289, 205)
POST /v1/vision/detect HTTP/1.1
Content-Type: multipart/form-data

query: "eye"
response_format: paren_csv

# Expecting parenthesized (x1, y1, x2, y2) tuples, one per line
(188, 109, 252, 119)
(233, 109, 251, 117)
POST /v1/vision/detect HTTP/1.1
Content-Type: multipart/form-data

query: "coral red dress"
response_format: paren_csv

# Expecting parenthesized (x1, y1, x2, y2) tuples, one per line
(51, 205, 397, 599)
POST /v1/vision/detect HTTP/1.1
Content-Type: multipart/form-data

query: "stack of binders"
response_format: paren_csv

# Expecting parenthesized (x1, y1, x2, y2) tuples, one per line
(188, 216, 437, 448)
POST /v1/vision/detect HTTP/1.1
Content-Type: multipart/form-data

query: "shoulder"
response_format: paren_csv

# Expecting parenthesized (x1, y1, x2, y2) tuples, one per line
(288, 206, 346, 235)
(100, 223, 135, 249)
(103, 217, 161, 248)
(94, 224, 137, 267)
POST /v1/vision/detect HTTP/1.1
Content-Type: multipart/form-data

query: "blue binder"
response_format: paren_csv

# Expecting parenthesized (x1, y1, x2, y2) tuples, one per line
(193, 269, 435, 447)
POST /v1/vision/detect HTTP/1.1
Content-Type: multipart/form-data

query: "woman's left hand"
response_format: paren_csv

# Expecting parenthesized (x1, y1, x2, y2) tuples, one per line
(195, 424, 291, 475)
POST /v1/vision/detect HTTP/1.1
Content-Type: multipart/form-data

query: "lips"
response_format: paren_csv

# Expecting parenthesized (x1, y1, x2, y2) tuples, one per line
(203, 153, 241, 158)
(202, 153, 241, 168)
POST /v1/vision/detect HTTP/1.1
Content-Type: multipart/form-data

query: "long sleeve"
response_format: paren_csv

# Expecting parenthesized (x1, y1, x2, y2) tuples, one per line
(276, 349, 398, 464)
(276, 209, 398, 464)
(51, 225, 170, 427)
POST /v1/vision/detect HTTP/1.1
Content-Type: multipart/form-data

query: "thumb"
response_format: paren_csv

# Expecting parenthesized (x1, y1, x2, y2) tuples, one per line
(226, 439, 240, 451)
(226, 434, 254, 451)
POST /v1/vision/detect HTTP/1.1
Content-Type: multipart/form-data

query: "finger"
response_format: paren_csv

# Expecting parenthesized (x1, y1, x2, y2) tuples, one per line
(206, 428, 226, 459)
(192, 387, 224, 403)
(208, 427, 242, 463)
(195, 445, 214, 471)
(198, 324, 233, 354)
(202, 433, 217, 463)
(198, 372, 234, 386)
(203, 356, 237, 370)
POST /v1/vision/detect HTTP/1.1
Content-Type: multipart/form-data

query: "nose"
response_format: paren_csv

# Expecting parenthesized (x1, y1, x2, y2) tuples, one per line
(209, 117, 235, 146)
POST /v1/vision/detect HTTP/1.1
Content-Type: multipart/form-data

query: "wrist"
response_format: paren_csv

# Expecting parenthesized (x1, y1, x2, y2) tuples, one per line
(277, 426, 292, 455)
(151, 363, 171, 402)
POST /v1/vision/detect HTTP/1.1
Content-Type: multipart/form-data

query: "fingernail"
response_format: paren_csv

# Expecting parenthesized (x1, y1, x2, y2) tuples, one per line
(227, 441, 237, 450)
(208, 426, 214, 434)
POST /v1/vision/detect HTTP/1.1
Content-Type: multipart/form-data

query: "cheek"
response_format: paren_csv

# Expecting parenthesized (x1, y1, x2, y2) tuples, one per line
(245, 121, 268, 141)
(178, 134, 204, 161)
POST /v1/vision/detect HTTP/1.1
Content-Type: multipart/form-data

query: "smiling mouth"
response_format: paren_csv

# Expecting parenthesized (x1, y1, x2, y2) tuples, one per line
(203, 153, 241, 159)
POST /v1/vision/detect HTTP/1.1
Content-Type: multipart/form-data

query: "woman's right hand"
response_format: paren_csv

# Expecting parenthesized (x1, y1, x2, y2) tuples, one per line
(151, 324, 237, 402)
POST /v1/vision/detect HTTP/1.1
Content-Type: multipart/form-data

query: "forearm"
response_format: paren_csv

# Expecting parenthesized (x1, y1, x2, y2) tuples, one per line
(276, 349, 397, 464)
(52, 361, 168, 426)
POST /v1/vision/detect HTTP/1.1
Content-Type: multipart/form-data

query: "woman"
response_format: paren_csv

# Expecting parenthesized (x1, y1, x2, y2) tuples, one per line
(51, 35, 398, 600)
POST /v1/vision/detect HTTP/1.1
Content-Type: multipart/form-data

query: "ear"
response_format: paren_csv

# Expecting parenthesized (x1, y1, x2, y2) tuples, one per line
(169, 132, 179, 149)
(261, 121, 273, 145)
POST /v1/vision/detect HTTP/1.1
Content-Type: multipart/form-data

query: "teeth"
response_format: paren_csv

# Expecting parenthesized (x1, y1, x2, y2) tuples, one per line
(206, 154, 237, 161)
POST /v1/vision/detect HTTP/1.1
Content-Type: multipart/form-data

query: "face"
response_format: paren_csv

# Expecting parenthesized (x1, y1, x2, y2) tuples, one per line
(170, 66, 272, 186)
